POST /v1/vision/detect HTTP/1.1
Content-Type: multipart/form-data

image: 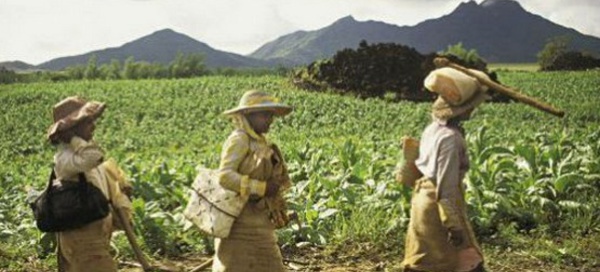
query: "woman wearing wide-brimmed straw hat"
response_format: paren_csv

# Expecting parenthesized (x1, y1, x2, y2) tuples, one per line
(212, 90, 293, 272)
(47, 96, 132, 272)
(402, 68, 488, 272)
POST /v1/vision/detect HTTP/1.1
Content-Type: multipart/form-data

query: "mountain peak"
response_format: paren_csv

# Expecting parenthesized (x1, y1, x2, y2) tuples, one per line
(144, 28, 190, 40)
(452, 0, 525, 14)
(122, 28, 209, 50)
(339, 15, 357, 22)
(151, 28, 178, 35)
(332, 15, 358, 26)
(453, 1, 479, 13)
(480, 0, 524, 11)
(481, 0, 519, 8)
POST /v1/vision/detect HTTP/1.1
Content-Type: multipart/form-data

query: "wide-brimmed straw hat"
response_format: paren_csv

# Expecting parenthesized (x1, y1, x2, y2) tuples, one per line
(47, 96, 106, 141)
(223, 90, 292, 116)
(424, 67, 490, 121)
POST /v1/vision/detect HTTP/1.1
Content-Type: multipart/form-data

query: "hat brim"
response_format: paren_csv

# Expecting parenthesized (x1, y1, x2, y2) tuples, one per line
(223, 104, 292, 117)
(432, 91, 489, 121)
(47, 102, 106, 140)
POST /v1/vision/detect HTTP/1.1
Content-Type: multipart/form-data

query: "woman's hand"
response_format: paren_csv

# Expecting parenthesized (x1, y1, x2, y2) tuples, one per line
(448, 228, 465, 247)
(264, 181, 281, 197)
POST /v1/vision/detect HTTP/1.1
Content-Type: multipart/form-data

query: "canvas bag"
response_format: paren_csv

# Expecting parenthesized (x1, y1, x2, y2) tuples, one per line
(395, 136, 423, 187)
(30, 168, 110, 232)
(184, 167, 247, 238)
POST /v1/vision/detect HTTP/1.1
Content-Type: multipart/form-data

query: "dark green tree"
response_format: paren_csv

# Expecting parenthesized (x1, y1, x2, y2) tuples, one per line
(122, 57, 138, 79)
(169, 53, 206, 78)
(84, 55, 99, 79)
(0, 67, 18, 84)
(66, 65, 86, 80)
(538, 36, 570, 71)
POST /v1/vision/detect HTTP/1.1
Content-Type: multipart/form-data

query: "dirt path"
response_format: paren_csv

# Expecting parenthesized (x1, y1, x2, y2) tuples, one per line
(117, 246, 589, 272)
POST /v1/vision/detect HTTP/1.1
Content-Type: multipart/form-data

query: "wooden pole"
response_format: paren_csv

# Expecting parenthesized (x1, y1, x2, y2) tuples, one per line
(189, 258, 213, 272)
(433, 57, 565, 118)
(113, 207, 153, 271)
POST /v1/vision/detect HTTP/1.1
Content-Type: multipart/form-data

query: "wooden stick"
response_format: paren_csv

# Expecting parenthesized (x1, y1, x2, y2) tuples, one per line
(57, 236, 65, 272)
(189, 258, 213, 272)
(119, 260, 143, 268)
(113, 207, 153, 271)
(434, 57, 565, 118)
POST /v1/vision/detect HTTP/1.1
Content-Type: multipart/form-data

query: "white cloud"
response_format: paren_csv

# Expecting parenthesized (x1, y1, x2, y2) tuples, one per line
(519, 0, 600, 36)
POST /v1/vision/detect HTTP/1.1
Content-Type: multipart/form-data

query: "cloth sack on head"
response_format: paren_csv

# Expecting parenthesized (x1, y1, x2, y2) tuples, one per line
(424, 67, 490, 121)
(47, 96, 106, 142)
(223, 90, 292, 117)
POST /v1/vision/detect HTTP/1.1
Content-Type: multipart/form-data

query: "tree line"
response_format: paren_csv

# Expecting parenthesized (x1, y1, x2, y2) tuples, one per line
(0, 52, 291, 84)
(57, 53, 207, 81)
(2, 36, 599, 85)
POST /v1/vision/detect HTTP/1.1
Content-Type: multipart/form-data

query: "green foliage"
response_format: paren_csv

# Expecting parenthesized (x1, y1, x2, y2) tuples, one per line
(543, 51, 600, 71)
(169, 52, 207, 78)
(99, 59, 122, 80)
(537, 35, 600, 71)
(0, 71, 599, 269)
(0, 67, 19, 84)
(292, 41, 504, 102)
(440, 42, 486, 69)
(65, 65, 86, 80)
(439, 42, 482, 66)
(84, 55, 100, 79)
(293, 41, 433, 101)
(538, 36, 570, 71)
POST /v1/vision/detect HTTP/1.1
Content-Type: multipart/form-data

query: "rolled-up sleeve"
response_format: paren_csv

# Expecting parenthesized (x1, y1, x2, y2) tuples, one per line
(55, 137, 104, 179)
(218, 132, 266, 197)
(435, 134, 463, 230)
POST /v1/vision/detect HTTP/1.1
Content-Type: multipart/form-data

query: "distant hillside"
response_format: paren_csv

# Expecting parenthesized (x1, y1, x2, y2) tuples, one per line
(250, 16, 403, 65)
(8, 0, 600, 70)
(37, 29, 274, 70)
(250, 0, 600, 64)
(0, 61, 37, 72)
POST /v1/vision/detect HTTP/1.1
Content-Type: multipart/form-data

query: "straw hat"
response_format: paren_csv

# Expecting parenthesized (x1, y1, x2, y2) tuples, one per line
(47, 96, 106, 141)
(424, 67, 490, 121)
(223, 90, 292, 116)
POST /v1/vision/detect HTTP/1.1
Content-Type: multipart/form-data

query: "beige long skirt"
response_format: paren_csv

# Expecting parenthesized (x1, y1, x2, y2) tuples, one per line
(402, 178, 483, 272)
(212, 200, 285, 272)
(58, 215, 116, 272)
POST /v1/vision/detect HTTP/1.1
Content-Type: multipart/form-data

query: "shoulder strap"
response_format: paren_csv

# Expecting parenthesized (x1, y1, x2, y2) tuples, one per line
(45, 168, 56, 192)
(77, 172, 87, 182)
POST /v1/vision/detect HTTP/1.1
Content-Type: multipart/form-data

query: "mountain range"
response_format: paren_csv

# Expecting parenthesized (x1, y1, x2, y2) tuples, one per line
(251, 0, 600, 64)
(3, 0, 600, 71)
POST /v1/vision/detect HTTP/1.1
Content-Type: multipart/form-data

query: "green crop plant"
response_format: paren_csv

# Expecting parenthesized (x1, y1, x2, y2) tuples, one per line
(1, 71, 599, 270)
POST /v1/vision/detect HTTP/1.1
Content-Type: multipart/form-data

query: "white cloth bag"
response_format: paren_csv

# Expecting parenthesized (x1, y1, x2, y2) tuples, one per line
(184, 167, 247, 238)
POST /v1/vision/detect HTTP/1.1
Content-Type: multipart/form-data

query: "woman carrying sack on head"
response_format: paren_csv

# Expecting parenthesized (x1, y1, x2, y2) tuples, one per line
(47, 96, 132, 272)
(402, 68, 488, 272)
(212, 90, 293, 272)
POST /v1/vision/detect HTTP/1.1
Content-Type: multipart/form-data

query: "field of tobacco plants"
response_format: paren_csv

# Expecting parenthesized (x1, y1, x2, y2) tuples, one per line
(0, 70, 599, 271)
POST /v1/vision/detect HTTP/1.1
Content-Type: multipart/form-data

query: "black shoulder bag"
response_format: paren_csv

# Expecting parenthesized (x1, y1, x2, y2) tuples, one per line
(31, 169, 110, 232)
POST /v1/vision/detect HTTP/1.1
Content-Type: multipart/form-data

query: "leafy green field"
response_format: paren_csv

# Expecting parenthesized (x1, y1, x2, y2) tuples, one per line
(488, 63, 539, 72)
(1, 71, 599, 271)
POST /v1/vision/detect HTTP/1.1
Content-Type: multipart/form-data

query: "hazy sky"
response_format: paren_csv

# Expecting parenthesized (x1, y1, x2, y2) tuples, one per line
(1, 0, 598, 65)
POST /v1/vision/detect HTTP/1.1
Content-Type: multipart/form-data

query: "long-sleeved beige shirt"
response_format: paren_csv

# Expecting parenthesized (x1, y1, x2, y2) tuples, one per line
(54, 136, 108, 196)
(218, 129, 272, 198)
(218, 114, 291, 200)
(54, 136, 132, 216)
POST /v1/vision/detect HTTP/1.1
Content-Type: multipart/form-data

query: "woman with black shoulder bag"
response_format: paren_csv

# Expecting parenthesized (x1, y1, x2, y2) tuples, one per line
(46, 96, 132, 272)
